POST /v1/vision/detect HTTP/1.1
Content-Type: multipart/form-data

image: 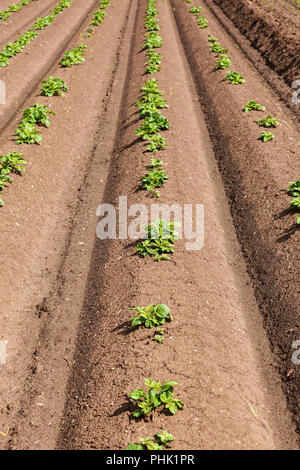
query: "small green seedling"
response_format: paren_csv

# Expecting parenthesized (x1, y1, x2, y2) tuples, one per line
(149, 158, 164, 168)
(145, 51, 162, 74)
(243, 100, 266, 112)
(135, 112, 170, 140)
(256, 114, 279, 128)
(146, 134, 166, 153)
(137, 219, 179, 260)
(126, 430, 175, 450)
(136, 96, 169, 116)
(22, 103, 55, 127)
(129, 378, 185, 418)
(0, 151, 26, 174)
(15, 122, 42, 144)
(41, 76, 68, 96)
(258, 131, 275, 142)
(130, 304, 173, 328)
(140, 78, 162, 95)
(208, 35, 218, 44)
(197, 16, 208, 28)
(225, 71, 245, 84)
(0, 151, 26, 206)
(216, 54, 231, 70)
(143, 31, 163, 50)
(140, 168, 168, 197)
(287, 180, 300, 197)
(145, 16, 160, 31)
(287, 179, 300, 224)
(60, 44, 87, 67)
(190, 6, 202, 14)
(153, 326, 165, 343)
(210, 44, 228, 55)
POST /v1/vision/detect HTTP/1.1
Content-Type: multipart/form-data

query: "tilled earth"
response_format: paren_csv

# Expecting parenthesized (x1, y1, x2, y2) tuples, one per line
(0, 0, 299, 450)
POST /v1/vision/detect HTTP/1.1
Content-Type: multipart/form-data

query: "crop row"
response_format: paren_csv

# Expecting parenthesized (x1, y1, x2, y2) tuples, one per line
(187, 1, 299, 225)
(0, 0, 73, 68)
(0, 1, 111, 205)
(0, 0, 35, 22)
(124, 0, 184, 451)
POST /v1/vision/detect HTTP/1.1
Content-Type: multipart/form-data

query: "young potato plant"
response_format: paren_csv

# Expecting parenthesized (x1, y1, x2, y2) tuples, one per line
(136, 94, 168, 115)
(210, 43, 228, 55)
(140, 78, 163, 95)
(225, 71, 245, 85)
(15, 122, 42, 144)
(129, 378, 185, 418)
(216, 54, 231, 70)
(149, 158, 164, 168)
(130, 303, 173, 328)
(0, 151, 26, 206)
(146, 134, 167, 153)
(258, 131, 275, 142)
(15, 104, 55, 144)
(244, 100, 266, 112)
(145, 51, 162, 74)
(60, 44, 87, 67)
(41, 76, 68, 97)
(90, 9, 106, 26)
(208, 35, 218, 45)
(22, 104, 55, 127)
(190, 6, 202, 14)
(135, 112, 170, 140)
(197, 16, 208, 28)
(137, 219, 179, 261)
(143, 31, 163, 50)
(140, 168, 168, 197)
(145, 16, 160, 31)
(153, 326, 165, 343)
(126, 430, 175, 450)
(287, 179, 300, 224)
(146, 4, 158, 16)
(256, 114, 279, 128)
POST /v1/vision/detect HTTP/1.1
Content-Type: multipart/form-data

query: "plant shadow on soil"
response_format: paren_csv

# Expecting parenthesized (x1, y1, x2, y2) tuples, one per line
(274, 208, 300, 242)
(117, 136, 141, 154)
(111, 320, 137, 336)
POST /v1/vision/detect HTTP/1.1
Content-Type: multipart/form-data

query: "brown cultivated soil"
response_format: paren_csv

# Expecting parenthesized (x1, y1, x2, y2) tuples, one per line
(205, 0, 300, 116)
(209, 0, 300, 85)
(0, 0, 299, 451)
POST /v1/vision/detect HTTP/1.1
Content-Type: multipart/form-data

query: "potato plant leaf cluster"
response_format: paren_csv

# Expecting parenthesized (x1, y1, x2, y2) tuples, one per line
(258, 131, 275, 142)
(41, 76, 68, 97)
(131, 303, 172, 328)
(225, 71, 245, 85)
(15, 104, 55, 144)
(126, 430, 175, 450)
(137, 219, 179, 261)
(244, 100, 266, 112)
(0, 152, 26, 206)
(287, 180, 300, 224)
(129, 378, 185, 418)
(256, 114, 279, 128)
(60, 43, 87, 67)
(140, 167, 168, 197)
(135, 79, 169, 152)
